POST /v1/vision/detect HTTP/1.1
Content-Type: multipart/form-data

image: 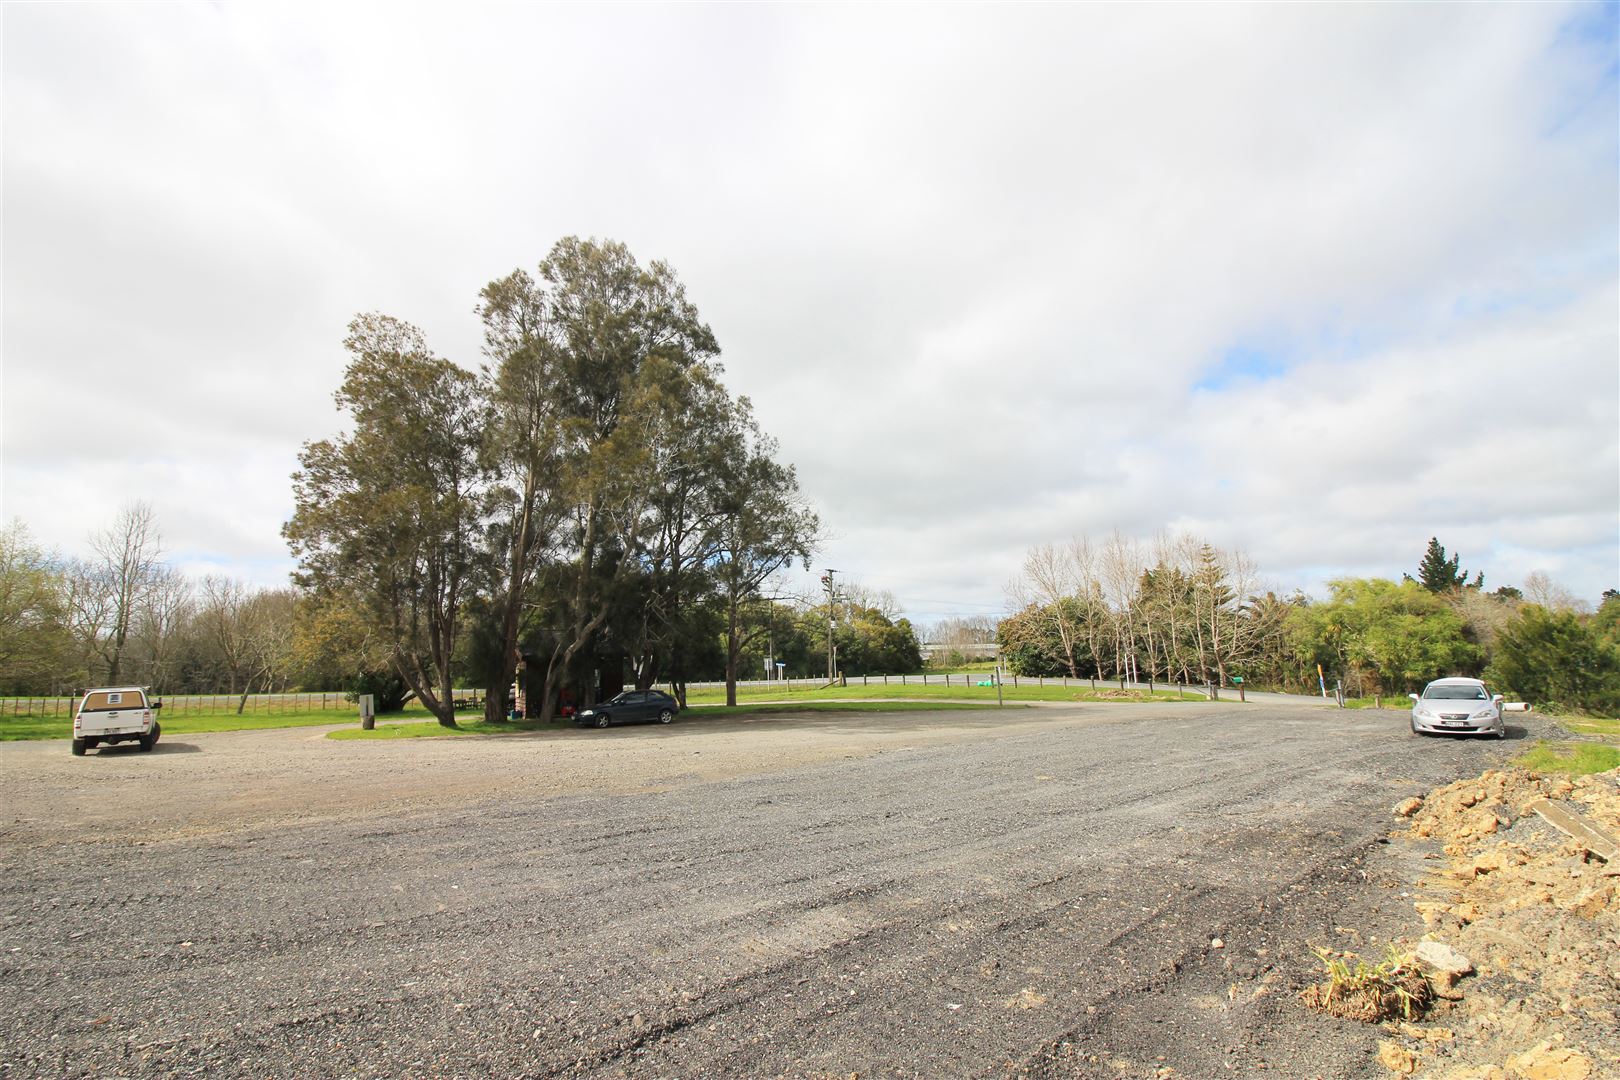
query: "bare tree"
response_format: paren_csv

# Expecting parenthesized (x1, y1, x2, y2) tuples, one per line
(132, 565, 192, 692)
(1011, 542, 1083, 678)
(1098, 532, 1144, 681)
(197, 578, 299, 712)
(1219, 548, 1265, 678)
(198, 576, 254, 702)
(839, 581, 903, 621)
(71, 502, 164, 684)
(241, 589, 298, 701)
(1450, 586, 1517, 652)
(931, 616, 1000, 647)
(1522, 571, 1590, 613)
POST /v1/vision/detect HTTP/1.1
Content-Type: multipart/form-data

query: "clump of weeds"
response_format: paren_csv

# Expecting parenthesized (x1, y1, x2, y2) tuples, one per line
(1299, 944, 1433, 1023)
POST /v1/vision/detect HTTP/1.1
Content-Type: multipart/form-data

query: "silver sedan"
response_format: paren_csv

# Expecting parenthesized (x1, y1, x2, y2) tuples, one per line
(1408, 677, 1528, 739)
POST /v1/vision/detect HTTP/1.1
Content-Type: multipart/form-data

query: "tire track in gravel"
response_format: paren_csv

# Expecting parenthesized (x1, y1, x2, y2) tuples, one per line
(1, 703, 1523, 1078)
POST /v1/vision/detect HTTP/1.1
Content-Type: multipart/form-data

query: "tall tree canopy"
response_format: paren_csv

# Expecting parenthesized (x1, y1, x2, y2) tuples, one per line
(1411, 537, 1481, 593)
(1487, 602, 1620, 715)
(285, 238, 818, 721)
(284, 315, 484, 727)
(1287, 578, 1479, 695)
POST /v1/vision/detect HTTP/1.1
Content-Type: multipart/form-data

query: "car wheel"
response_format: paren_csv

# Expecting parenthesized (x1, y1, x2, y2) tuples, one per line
(71, 738, 86, 757)
(595, 714, 610, 729)
(1410, 718, 1424, 737)
(139, 723, 160, 751)
(658, 709, 674, 724)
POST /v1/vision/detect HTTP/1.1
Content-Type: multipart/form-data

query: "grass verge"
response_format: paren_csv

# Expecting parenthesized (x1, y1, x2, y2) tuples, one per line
(328, 717, 520, 740)
(1341, 696, 1406, 711)
(326, 700, 1009, 740)
(1, 704, 473, 742)
(1513, 740, 1620, 776)
(1560, 716, 1620, 741)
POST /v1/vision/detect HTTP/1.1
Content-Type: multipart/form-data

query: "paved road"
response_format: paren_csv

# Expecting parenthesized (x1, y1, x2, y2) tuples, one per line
(1, 703, 1526, 1078)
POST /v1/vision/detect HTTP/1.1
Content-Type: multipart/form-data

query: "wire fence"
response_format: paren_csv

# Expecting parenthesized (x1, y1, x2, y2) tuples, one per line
(0, 690, 487, 720)
(5, 675, 1231, 719)
(682, 672, 1214, 696)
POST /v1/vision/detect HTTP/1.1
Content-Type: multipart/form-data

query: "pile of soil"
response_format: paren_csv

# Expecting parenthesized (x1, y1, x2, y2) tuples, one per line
(1377, 767, 1620, 1078)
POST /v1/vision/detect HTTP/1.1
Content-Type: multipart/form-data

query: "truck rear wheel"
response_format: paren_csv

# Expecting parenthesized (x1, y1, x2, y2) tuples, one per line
(139, 723, 161, 752)
(71, 738, 87, 756)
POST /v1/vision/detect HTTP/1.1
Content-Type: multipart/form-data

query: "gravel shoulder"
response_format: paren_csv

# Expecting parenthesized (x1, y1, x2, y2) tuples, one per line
(1, 703, 1537, 1078)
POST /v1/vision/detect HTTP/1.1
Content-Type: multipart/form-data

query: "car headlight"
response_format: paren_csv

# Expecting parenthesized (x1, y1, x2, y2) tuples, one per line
(1414, 706, 1432, 717)
(1472, 708, 1496, 719)
(579, 709, 594, 717)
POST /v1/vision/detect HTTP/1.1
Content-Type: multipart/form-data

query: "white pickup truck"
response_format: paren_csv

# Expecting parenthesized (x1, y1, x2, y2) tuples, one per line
(72, 686, 162, 756)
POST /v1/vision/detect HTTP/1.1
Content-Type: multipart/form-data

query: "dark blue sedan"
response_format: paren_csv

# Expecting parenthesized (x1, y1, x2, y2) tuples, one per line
(574, 690, 680, 729)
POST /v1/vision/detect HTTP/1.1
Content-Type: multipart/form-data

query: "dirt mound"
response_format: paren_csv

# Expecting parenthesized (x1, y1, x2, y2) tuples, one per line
(1398, 768, 1574, 854)
(1378, 767, 1620, 1079)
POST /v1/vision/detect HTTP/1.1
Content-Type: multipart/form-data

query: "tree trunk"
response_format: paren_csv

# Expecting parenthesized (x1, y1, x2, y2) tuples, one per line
(725, 598, 741, 707)
(489, 473, 539, 725)
(394, 647, 456, 728)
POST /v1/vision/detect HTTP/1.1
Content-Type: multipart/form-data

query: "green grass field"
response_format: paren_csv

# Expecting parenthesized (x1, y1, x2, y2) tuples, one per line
(0, 704, 476, 742)
(327, 700, 1007, 740)
(3, 680, 1205, 744)
(682, 681, 1204, 706)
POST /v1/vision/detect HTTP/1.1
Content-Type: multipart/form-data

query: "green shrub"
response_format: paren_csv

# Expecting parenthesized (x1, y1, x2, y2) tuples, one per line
(1487, 606, 1620, 716)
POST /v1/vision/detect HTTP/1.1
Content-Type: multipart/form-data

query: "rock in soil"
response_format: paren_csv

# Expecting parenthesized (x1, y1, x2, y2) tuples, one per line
(1380, 766, 1619, 1078)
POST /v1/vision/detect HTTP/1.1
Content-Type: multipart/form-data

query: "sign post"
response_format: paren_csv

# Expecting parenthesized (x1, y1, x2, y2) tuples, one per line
(359, 693, 375, 731)
(1232, 676, 1245, 703)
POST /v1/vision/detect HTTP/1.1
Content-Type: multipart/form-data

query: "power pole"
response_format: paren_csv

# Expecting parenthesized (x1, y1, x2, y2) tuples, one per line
(820, 569, 838, 685)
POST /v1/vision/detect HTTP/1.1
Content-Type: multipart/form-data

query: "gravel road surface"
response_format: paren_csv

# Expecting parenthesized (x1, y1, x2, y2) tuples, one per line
(2, 703, 1530, 1078)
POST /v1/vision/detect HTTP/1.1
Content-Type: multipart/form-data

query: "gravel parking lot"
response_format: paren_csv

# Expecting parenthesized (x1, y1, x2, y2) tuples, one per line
(1, 702, 1526, 1078)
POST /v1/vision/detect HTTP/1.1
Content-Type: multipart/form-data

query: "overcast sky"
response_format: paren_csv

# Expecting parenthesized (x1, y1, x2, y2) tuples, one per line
(4, 2, 1617, 625)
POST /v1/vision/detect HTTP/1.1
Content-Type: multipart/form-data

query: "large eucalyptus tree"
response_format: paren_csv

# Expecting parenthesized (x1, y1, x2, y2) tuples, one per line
(285, 314, 484, 727)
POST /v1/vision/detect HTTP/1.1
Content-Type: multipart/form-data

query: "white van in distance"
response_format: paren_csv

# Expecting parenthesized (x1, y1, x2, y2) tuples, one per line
(72, 687, 162, 756)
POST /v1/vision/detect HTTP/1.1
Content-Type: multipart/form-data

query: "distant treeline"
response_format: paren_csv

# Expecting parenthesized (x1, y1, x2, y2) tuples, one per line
(1000, 534, 1620, 714)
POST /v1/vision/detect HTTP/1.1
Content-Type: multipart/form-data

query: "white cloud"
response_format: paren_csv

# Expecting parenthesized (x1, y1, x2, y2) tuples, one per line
(3, 2, 1614, 612)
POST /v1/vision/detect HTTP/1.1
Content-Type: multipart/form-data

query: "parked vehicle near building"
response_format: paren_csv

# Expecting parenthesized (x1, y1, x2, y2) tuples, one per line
(574, 690, 679, 729)
(72, 687, 162, 756)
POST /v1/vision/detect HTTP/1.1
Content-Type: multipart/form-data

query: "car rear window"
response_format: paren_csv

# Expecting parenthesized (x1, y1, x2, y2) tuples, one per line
(80, 691, 146, 712)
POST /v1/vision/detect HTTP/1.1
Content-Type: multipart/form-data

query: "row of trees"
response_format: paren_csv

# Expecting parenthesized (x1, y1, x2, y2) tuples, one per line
(999, 533, 1288, 690)
(1, 504, 930, 706)
(1292, 541, 1620, 712)
(0, 509, 300, 709)
(1000, 534, 1620, 713)
(285, 238, 824, 725)
(704, 586, 923, 684)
